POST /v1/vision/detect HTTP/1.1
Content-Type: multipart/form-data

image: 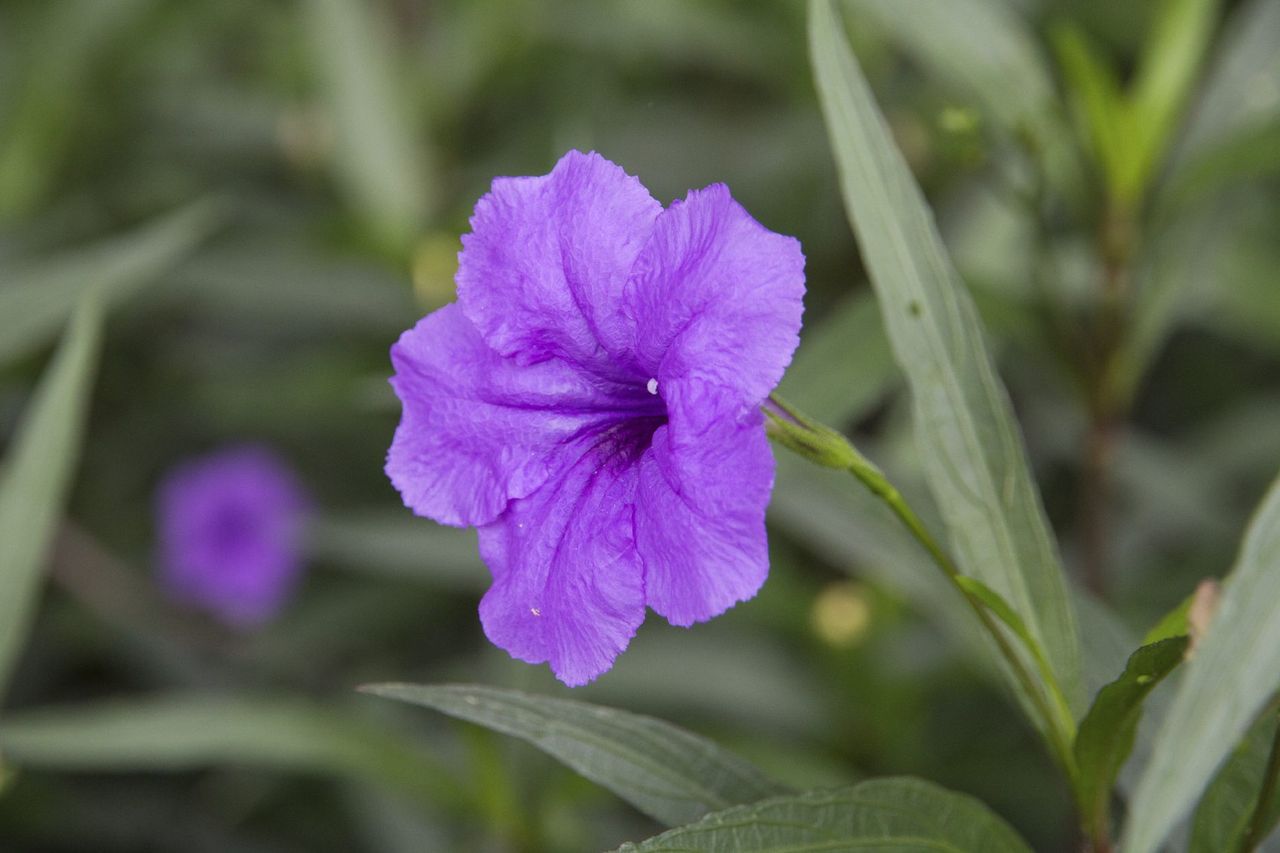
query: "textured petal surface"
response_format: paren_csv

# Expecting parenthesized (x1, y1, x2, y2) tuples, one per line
(623, 184, 805, 404)
(386, 303, 632, 528)
(457, 150, 661, 372)
(635, 379, 774, 627)
(387, 154, 807, 686)
(478, 444, 646, 686)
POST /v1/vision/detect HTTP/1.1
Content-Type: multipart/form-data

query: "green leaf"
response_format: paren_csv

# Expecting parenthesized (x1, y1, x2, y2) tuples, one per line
(1190, 705, 1280, 853)
(541, 0, 791, 86)
(767, 294, 976, 654)
(0, 200, 221, 364)
(1163, 119, 1280, 212)
(0, 0, 157, 220)
(169, 239, 417, 336)
(1103, 198, 1235, 409)
(1124, 474, 1280, 853)
(1074, 591, 1182, 809)
(1072, 637, 1189, 841)
(306, 0, 432, 252)
(362, 683, 787, 827)
(611, 778, 1033, 853)
(1162, 0, 1280, 209)
(954, 575, 1070, 727)
(0, 294, 103, 702)
(1075, 590, 1140, 708)
(1176, 0, 1280, 162)
(809, 0, 1083, 723)
(1051, 23, 1132, 201)
(307, 512, 484, 590)
(1113, 0, 1280, 399)
(774, 301, 1124, 711)
(582, 631, 831, 738)
(1141, 591, 1195, 645)
(1053, 0, 1220, 206)
(0, 694, 458, 809)
(1128, 0, 1222, 197)
(844, 0, 1063, 148)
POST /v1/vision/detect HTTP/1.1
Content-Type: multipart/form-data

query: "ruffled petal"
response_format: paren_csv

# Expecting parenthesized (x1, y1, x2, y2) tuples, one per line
(457, 150, 662, 373)
(386, 304, 613, 528)
(623, 184, 805, 405)
(478, 446, 645, 686)
(635, 379, 774, 627)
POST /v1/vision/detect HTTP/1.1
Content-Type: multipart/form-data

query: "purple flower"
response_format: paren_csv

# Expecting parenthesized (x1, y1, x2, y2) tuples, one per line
(156, 445, 310, 627)
(386, 151, 805, 685)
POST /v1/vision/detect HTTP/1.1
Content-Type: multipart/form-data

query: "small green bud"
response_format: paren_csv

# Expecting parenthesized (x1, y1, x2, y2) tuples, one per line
(763, 396, 860, 470)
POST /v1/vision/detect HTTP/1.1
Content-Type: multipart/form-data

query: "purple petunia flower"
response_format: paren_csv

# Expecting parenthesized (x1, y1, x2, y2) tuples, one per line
(386, 151, 805, 686)
(156, 445, 310, 627)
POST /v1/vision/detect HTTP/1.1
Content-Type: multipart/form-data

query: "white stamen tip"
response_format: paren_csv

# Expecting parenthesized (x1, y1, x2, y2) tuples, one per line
(646, 378, 659, 395)
(530, 607, 541, 616)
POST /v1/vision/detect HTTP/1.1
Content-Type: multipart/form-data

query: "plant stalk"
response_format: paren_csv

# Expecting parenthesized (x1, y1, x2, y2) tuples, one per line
(1079, 201, 1137, 598)
(765, 395, 1077, 771)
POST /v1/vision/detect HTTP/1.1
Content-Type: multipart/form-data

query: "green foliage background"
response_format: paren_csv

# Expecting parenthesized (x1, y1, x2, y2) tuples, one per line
(0, 0, 1277, 850)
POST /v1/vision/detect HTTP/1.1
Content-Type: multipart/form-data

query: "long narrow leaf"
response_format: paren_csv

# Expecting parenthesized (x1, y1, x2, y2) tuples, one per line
(1190, 706, 1280, 853)
(768, 283, 987, 674)
(0, 294, 103, 701)
(772, 299, 1133, 713)
(308, 512, 484, 590)
(1128, 0, 1222, 197)
(0, 694, 458, 809)
(955, 575, 1064, 704)
(362, 683, 787, 828)
(1052, 24, 1132, 202)
(1073, 637, 1189, 840)
(1176, 0, 1280, 162)
(845, 0, 1061, 147)
(0, 200, 220, 364)
(0, 0, 156, 220)
(612, 778, 1033, 853)
(1162, 0, 1280, 210)
(808, 0, 1083, 719)
(1124, 474, 1280, 853)
(306, 0, 431, 251)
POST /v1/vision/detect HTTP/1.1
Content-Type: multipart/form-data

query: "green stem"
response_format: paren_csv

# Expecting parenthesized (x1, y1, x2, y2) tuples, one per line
(765, 394, 1077, 771)
(1079, 201, 1136, 598)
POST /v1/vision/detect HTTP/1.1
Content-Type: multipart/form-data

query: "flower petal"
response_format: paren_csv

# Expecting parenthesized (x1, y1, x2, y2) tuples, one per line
(157, 446, 308, 627)
(386, 304, 611, 527)
(623, 184, 805, 405)
(478, 446, 645, 686)
(636, 379, 774, 627)
(457, 150, 662, 373)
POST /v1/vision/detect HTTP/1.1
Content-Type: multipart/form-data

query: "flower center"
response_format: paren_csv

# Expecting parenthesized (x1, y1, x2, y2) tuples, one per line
(590, 411, 666, 471)
(209, 501, 264, 562)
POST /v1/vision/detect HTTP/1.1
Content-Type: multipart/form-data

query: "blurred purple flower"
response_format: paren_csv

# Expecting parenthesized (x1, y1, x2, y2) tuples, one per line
(156, 445, 309, 627)
(386, 151, 805, 685)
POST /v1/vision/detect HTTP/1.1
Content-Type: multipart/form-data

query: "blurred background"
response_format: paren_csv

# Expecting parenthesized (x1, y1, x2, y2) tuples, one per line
(0, 0, 1277, 850)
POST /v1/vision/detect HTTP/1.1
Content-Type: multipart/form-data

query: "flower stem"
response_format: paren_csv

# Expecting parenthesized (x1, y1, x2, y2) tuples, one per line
(765, 394, 1077, 770)
(1079, 201, 1137, 598)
